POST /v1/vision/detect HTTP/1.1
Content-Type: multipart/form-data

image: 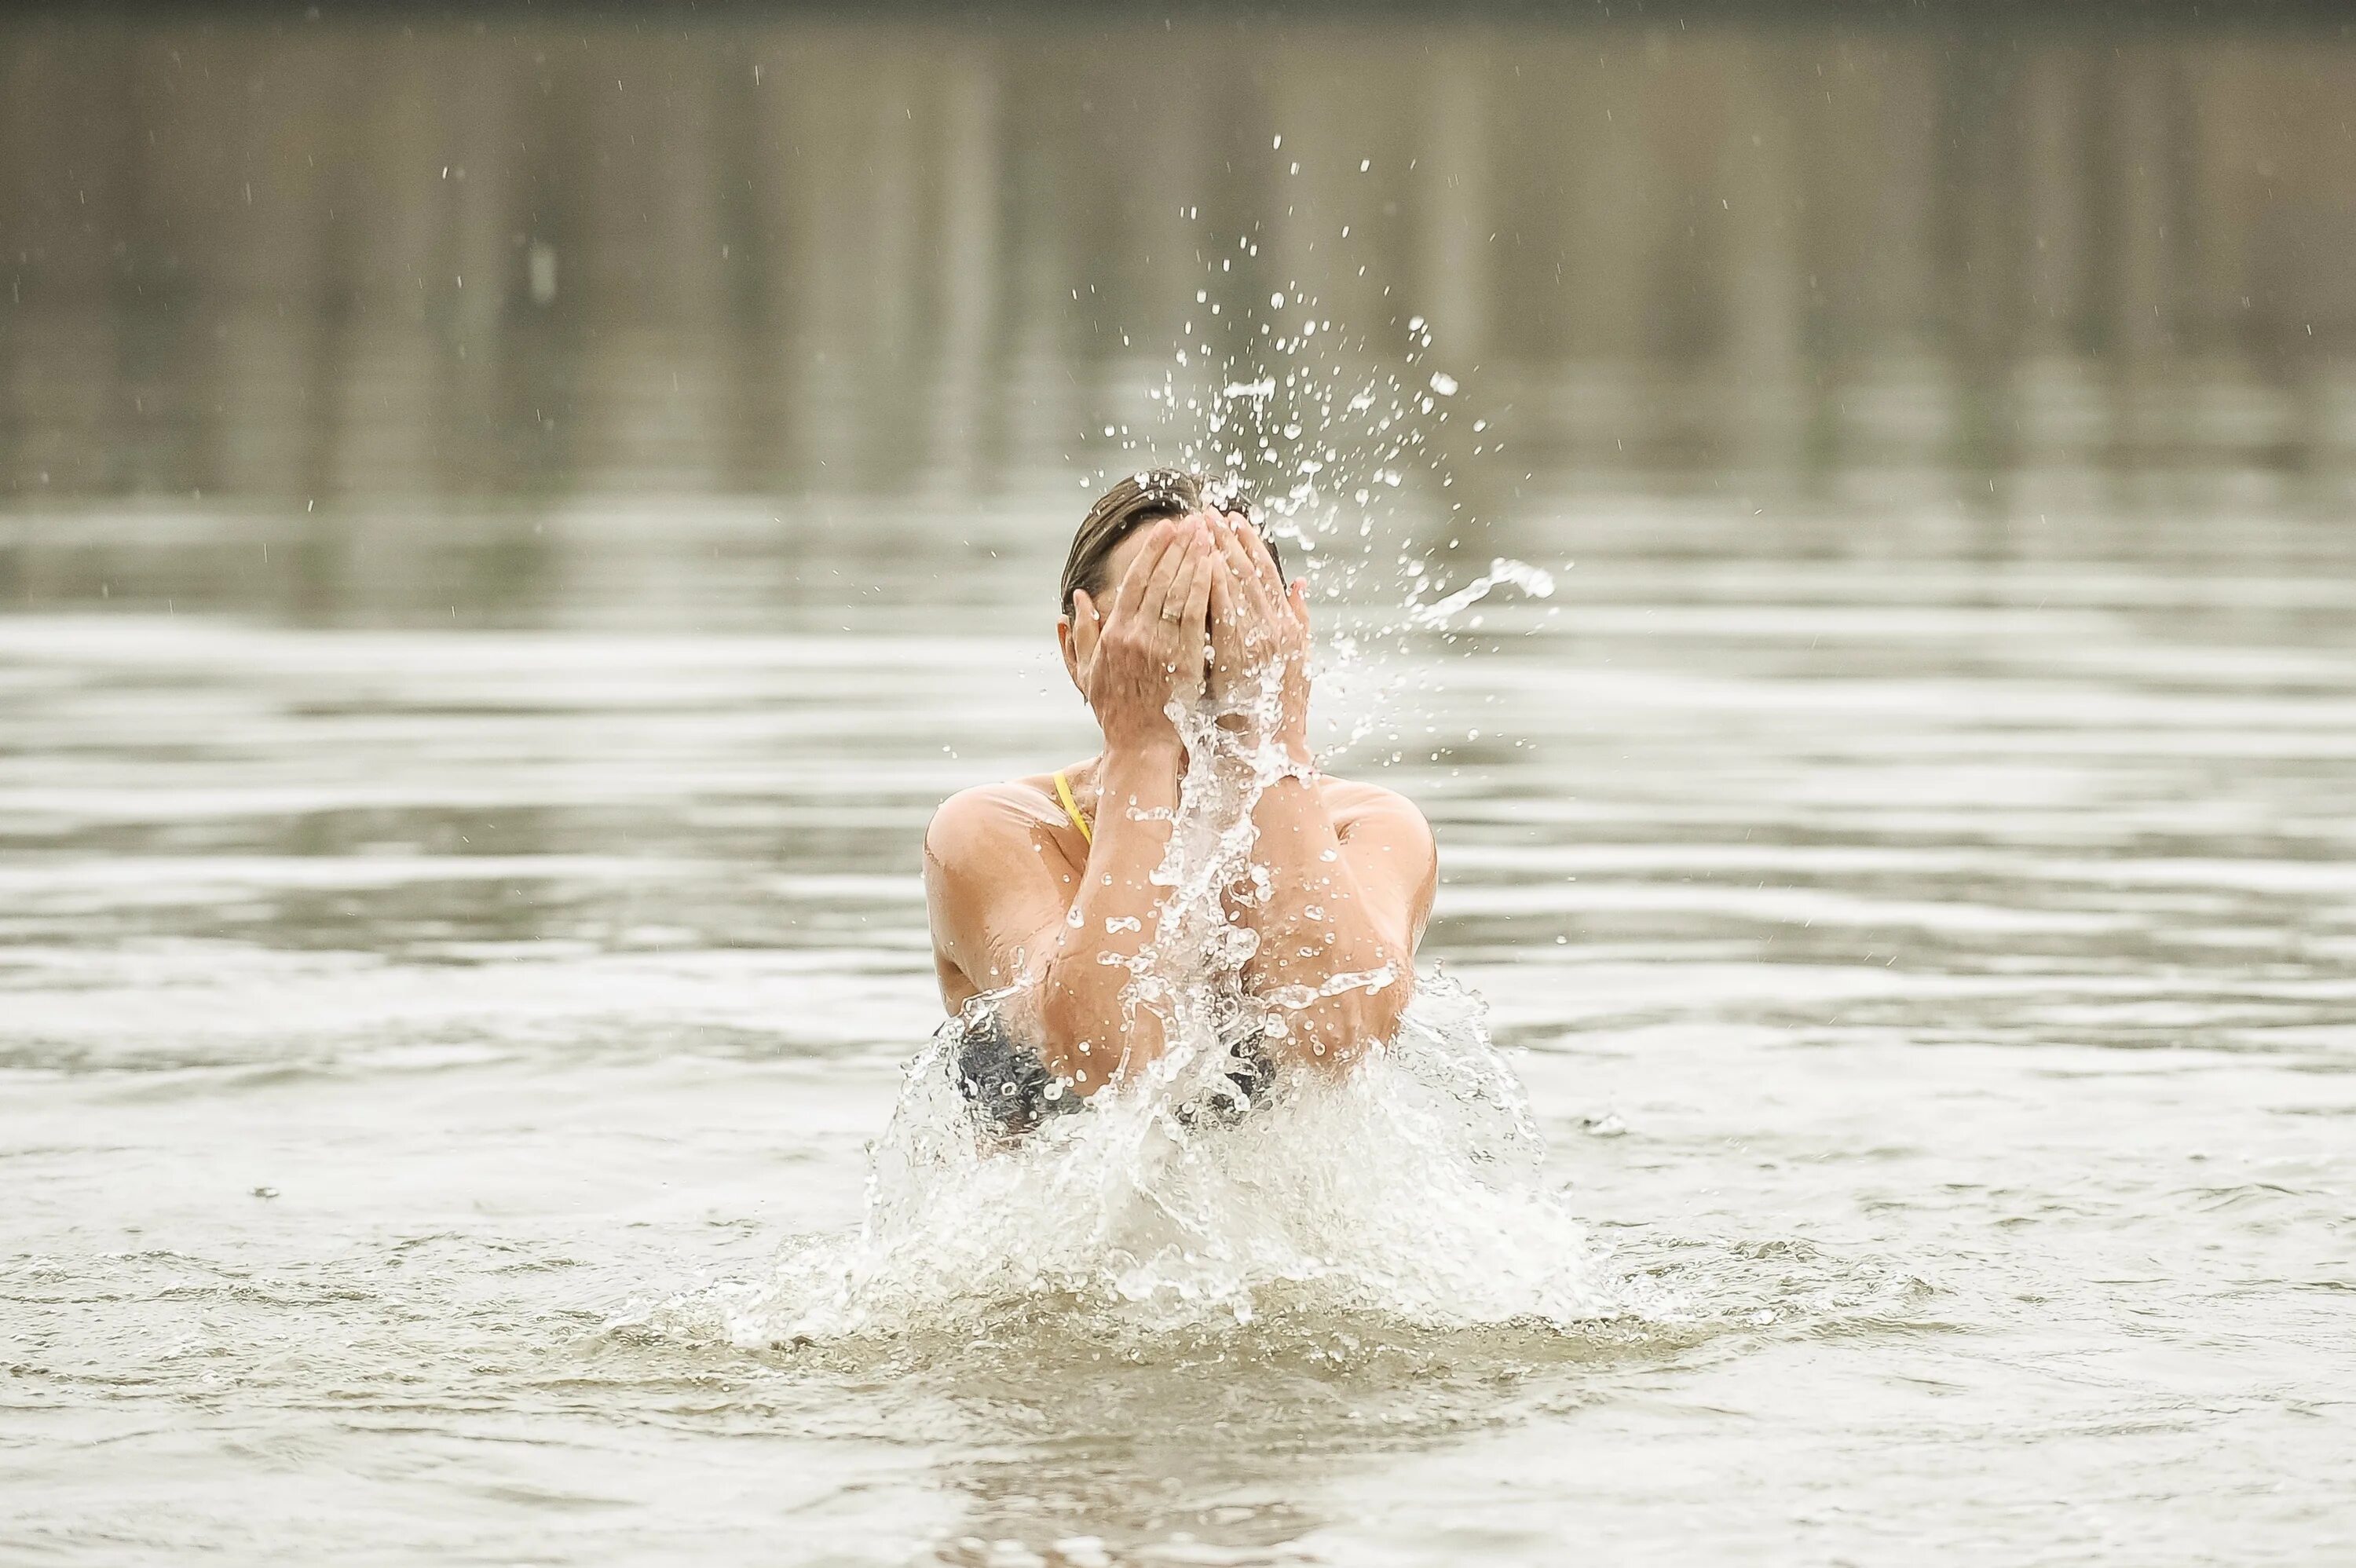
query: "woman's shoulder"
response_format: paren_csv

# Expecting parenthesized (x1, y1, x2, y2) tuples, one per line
(924, 776, 1070, 865)
(1316, 773, 1436, 853)
(1317, 772, 1428, 821)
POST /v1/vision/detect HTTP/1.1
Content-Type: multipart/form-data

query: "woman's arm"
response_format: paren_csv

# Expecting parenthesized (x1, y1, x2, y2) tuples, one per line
(1028, 739, 1183, 1091)
(1235, 772, 1434, 1065)
(924, 516, 1217, 1095)
(1212, 520, 1436, 1064)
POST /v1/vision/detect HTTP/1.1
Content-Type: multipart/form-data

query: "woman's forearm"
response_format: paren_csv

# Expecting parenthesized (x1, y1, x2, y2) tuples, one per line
(1236, 768, 1413, 1062)
(1200, 519, 1406, 1057)
(1033, 741, 1183, 1090)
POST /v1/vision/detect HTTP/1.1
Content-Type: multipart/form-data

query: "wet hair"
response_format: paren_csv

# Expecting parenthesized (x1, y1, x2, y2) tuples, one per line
(1059, 469, 1284, 616)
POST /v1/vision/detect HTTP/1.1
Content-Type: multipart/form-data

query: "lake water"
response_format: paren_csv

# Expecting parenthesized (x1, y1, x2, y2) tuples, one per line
(8, 6, 2356, 1563)
(5, 488, 2352, 1564)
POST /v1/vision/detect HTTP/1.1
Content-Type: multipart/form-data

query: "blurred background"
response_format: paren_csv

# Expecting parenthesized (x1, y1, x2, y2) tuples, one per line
(6, 4, 2354, 622)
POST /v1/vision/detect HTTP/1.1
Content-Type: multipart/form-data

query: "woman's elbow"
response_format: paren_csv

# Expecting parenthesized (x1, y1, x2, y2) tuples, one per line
(1300, 948, 1414, 1064)
(1356, 954, 1415, 1042)
(1034, 975, 1161, 1091)
(1030, 982, 1094, 1075)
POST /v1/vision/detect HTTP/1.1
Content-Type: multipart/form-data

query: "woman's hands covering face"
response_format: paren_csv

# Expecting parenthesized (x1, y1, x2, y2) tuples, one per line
(1207, 512, 1312, 755)
(1066, 514, 1216, 755)
(1068, 508, 1309, 759)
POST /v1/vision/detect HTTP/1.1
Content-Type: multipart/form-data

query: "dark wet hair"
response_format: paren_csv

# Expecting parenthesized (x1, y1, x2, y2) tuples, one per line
(1059, 469, 1284, 615)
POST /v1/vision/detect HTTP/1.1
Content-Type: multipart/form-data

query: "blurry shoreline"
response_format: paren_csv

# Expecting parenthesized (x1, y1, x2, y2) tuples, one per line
(7, 6, 2354, 506)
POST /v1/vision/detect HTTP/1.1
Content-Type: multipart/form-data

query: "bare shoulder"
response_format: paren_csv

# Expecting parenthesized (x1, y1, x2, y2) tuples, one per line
(1319, 773, 1437, 938)
(924, 778, 1078, 1007)
(1319, 774, 1433, 844)
(924, 779, 1064, 869)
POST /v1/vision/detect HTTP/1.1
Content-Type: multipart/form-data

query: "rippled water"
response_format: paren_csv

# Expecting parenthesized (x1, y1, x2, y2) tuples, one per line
(5, 495, 2354, 1564)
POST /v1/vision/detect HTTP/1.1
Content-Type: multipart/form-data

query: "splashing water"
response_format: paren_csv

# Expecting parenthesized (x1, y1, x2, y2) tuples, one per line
(637, 222, 1608, 1353)
(1091, 215, 1563, 768)
(658, 970, 1636, 1349)
(1404, 557, 1558, 629)
(638, 599, 1643, 1354)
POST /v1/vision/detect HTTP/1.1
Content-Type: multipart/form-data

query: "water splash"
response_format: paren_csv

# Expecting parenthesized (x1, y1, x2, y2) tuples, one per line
(654, 974, 1636, 1349)
(641, 671, 1638, 1349)
(639, 210, 1608, 1351)
(1080, 206, 1563, 774)
(1405, 557, 1557, 629)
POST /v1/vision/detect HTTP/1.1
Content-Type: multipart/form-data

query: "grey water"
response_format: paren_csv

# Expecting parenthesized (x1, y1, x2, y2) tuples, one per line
(7, 8, 2356, 1566)
(9, 493, 2353, 1563)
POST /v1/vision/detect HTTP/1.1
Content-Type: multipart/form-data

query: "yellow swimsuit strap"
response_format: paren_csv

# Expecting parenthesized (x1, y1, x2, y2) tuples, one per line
(1052, 769, 1093, 845)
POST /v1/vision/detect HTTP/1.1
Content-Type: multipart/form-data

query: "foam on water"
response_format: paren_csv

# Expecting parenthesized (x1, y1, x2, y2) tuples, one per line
(665, 973, 1636, 1350)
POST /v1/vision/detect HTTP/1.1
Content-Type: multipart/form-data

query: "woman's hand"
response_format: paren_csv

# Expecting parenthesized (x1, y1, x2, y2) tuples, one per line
(1068, 516, 1216, 758)
(1205, 510, 1260, 709)
(1209, 514, 1312, 759)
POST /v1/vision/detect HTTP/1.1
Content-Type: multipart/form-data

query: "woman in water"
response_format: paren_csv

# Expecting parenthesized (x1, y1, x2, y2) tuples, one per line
(924, 470, 1437, 1128)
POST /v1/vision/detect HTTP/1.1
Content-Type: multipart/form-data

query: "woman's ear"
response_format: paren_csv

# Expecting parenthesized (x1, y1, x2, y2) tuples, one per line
(1060, 593, 1097, 696)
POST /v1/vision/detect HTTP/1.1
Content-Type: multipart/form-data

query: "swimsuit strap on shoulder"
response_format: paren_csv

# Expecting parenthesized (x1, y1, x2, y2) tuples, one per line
(1052, 770, 1092, 845)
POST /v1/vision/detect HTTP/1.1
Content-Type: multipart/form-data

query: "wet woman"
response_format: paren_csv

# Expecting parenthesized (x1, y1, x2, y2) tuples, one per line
(923, 470, 1437, 1129)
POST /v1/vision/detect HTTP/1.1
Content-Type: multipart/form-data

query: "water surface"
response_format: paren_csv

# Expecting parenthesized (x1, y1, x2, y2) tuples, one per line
(7, 5, 2356, 1560)
(5, 491, 2352, 1564)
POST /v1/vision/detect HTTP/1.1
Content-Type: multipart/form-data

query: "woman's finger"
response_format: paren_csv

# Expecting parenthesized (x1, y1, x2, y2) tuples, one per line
(1181, 525, 1224, 678)
(1240, 519, 1286, 598)
(1159, 531, 1204, 656)
(1213, 519, 1256, 597)
(1218, 525, 1276, 626)
(1180, 532, 1217, 655)
(1071, 589, 1100, 665)
(1224, 511, 1271, 596)
(1136, 520, 1193, 628)
(1288, 576, 1311, 628)
(1110, 518, 1178, 623)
